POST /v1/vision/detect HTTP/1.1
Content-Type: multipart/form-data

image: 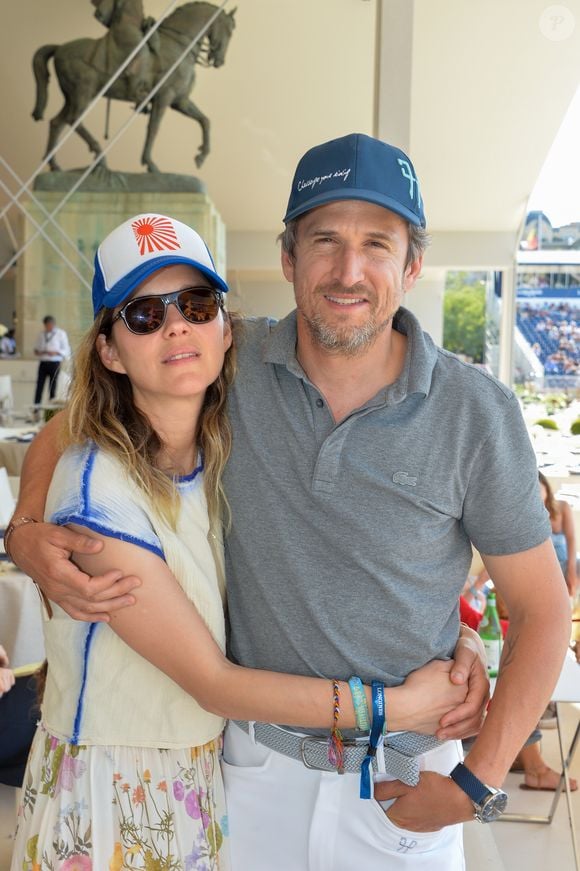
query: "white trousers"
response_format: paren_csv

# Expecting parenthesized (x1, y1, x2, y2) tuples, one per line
(222, 722, 465, 871)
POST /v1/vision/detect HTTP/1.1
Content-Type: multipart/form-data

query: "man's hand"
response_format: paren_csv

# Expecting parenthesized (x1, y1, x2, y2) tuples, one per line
(375, 771, 475, 832)
(436, 625, 489, 740)
(397, 660, 467, 734)
(10, 522, 140, 622)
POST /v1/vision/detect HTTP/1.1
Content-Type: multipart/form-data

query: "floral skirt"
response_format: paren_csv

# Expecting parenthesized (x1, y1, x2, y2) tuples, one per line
(11, 724, 230, 871)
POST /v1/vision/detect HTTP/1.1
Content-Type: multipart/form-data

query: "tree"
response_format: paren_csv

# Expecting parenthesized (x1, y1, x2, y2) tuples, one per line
(443, 274, 486, 363)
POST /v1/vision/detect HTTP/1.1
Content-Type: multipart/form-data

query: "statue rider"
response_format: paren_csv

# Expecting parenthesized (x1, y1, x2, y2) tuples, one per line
(90, 0, 160, 106)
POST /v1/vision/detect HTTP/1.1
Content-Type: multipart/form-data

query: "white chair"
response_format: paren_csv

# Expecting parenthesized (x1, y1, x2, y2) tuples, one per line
(55, 358, 71, 402)
(0, 376, 13, 426)
(0, 467, 15, 529)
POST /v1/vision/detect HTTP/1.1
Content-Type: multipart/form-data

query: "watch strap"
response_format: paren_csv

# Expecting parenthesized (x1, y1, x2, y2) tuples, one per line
(449, 762, 489, 805)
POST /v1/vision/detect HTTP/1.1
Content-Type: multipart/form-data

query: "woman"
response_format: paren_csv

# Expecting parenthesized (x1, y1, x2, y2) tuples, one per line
(11, 214, 469, 870)
(539, 471, 577, 597)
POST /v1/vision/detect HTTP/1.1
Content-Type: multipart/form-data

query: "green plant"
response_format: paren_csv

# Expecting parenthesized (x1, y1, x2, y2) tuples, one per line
(544, 392, 572, 414)
(571, 419, 580, 436)
(443, 279, 486, 363)
(515, 386, 544, 406)
(534, 418, 559, 430)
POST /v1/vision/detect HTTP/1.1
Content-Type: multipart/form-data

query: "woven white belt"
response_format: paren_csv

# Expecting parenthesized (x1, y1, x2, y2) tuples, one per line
(232, 720, 443, 786)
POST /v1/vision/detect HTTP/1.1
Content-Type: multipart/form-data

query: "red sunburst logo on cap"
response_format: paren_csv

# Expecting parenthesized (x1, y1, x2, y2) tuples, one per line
(131, 216, 181, 256)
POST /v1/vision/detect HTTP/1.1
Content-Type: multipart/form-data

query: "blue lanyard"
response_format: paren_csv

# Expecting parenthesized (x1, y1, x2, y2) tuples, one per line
(360, 681, 385, 799)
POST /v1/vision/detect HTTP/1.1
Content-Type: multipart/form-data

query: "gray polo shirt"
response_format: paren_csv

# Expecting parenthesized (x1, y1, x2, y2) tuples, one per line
(223, 307, 550, 687)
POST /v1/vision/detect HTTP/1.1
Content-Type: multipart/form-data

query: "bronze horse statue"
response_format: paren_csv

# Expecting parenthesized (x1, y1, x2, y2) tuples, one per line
(32, 0, 236, 172)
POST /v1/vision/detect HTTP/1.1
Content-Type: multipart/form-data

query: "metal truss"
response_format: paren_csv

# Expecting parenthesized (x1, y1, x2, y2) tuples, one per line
(0, 0, 230, 287)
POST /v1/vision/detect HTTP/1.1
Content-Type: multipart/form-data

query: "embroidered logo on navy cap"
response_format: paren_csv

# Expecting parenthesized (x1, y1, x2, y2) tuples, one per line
(397, 159, 422, 210)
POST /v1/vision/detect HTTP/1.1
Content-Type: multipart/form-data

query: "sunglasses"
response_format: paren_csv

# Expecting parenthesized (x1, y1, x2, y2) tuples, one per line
(111, 286, 224, 335)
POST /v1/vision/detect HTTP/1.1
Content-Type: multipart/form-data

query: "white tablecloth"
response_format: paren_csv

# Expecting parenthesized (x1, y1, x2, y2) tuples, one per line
(552, 649, 580, 702)
(0, 427, 38, 476)
(0, 440, 31, 476)
(0, 568, 44, 668)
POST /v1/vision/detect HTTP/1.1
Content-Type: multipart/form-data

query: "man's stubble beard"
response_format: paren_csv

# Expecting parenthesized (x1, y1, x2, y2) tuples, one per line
(300, 281, 403, 357)
(303, 311, 393, 357)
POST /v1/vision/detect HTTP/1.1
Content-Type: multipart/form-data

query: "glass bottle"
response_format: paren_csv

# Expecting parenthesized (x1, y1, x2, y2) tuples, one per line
(478, 591, 502, 678)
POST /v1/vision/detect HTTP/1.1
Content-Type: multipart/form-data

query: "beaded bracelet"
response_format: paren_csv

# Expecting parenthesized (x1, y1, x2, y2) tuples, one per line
(328, 679, 345, 774)
(348, 676, 371, 732)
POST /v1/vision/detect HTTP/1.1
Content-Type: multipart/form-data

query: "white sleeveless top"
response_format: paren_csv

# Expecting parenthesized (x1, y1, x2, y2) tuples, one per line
(42, 442, 226, 748)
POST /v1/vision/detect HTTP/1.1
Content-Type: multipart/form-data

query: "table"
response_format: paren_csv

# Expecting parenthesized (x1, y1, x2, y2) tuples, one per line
(499, 651, 580, 870)
(0, 568, 44, 668)
(0, 427, 37, 476)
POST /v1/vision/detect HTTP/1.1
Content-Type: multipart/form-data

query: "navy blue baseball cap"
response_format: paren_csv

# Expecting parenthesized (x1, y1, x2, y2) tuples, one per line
(92, 213, 228, 317)
(283, 133, 426, 228)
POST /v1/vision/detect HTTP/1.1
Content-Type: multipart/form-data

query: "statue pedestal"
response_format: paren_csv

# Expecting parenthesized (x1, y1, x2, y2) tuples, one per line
(16, 189, 226, 355)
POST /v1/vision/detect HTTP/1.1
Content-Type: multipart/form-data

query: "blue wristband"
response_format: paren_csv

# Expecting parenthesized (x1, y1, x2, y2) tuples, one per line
(360, 681, 385, 799)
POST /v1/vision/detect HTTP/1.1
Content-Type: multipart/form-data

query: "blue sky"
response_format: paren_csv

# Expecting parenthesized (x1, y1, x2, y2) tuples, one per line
(527, 83, 580, 227)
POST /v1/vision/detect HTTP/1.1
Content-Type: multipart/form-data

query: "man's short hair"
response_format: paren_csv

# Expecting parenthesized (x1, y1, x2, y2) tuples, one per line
(43, 315, 55, 325)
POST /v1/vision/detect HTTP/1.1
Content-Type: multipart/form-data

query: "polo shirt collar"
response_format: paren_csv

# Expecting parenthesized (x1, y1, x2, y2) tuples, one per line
(263, 306, 438, 400)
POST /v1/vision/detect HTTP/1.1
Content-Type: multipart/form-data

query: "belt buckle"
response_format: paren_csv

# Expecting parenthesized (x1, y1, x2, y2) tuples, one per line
(299, 736, 329, 770)
(299, 736, 358, 772)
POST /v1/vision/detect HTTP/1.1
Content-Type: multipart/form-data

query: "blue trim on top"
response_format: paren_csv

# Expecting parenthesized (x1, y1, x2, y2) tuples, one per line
(71, 622, 98, 745)
(177, 459, 203, 484)
(52, 513, 166, 560)
(81, 446, 98, 516)
(69, 444, 166, 558)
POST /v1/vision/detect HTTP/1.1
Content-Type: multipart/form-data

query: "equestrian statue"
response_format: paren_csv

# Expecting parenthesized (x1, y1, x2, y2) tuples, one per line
(31, 0, 236, 173)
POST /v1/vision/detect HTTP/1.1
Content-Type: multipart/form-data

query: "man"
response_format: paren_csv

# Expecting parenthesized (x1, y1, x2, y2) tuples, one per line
(33, 315, 70, 406)
(0, 328, 17, 356)
(7, 133, 570, 869)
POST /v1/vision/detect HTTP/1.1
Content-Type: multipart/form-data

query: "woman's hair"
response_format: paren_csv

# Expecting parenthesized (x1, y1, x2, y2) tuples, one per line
(64, 307, 240, 530)
(538, 470, 559, 521)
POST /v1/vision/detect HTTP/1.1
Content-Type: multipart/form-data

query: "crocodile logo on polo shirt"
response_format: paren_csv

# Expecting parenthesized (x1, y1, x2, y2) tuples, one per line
(392, 470, 417, 487)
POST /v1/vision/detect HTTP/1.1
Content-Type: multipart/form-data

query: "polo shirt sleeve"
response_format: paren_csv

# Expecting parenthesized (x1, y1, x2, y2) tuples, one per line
(461, 393, 550, 556)
(45, 444, 164, 559)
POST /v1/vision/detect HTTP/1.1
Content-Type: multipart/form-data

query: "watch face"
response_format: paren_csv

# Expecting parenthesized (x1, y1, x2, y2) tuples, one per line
(479, 790, 508, 822)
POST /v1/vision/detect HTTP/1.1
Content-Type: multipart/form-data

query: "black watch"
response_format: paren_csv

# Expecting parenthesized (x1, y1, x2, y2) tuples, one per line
(449, 762, 508, 823)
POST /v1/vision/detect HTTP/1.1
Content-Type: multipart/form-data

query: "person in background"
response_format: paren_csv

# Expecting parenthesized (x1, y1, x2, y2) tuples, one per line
(0, 329, 17, 357)
(0, 644, 14, 698)
(539, 471, 577, 598)
(541, 470, 580, 664)
(33, 315, 70, 407)
(0, 644, 38, 788)
(461, 564, 488, 614)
